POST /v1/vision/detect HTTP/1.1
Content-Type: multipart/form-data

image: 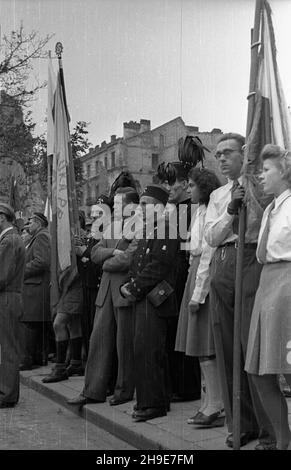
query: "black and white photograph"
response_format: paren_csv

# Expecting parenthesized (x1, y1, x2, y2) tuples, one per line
(0, 0, 291, 455)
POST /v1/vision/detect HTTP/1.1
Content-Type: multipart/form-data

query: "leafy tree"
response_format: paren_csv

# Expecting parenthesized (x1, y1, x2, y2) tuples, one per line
(0, 24, 53, 105)
(0, 91, 35, 166)
(70, 121, 91, 203)
(33, 121, 91, 205)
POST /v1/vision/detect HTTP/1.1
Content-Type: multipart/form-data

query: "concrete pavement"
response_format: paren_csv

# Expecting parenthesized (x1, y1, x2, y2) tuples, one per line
(20, 365, 291, 450)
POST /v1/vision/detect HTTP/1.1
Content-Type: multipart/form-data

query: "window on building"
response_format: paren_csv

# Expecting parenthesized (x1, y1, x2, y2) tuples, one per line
(152, 154, 159, 170)
(95, 160, 99, 174)
(159, 134, 165, 148)
(87, 164, 91, 178)
(111, 151, 115, 168)
(104, 156, 108, 169)
(95, 184, 99, 198)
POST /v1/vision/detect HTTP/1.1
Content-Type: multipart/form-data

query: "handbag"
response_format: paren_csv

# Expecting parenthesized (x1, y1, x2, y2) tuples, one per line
(147, 280, 174, 307)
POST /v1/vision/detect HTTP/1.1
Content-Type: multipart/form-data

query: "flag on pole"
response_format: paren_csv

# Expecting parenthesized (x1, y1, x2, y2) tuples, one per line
(50, 58, 79, 316)
(243, 0, 291, 216)
(232, 0, 291, 450)
(44, 197, 52, 223)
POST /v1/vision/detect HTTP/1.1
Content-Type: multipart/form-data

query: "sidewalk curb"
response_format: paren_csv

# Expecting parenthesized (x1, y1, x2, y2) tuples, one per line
(20, 372, 203, 451)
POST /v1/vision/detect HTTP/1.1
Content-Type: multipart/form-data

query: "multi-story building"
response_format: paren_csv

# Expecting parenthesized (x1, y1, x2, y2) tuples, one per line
(80, 116, 223, 215)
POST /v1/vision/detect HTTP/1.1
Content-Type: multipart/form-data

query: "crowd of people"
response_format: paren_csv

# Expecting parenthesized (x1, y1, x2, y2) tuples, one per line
(1, 132, 291, 450)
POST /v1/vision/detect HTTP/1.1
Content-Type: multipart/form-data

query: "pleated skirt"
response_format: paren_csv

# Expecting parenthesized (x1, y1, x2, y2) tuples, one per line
(245, 261, 291, 375)
(175, 255, 215, 357)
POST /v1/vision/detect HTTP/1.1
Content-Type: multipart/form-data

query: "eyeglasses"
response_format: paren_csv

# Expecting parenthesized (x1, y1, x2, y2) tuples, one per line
(214, 149, 241, 160)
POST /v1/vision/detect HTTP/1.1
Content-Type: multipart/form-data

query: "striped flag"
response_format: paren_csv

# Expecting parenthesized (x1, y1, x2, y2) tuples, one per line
(50, 60, 79, 316)
(243, 0, 291, 216)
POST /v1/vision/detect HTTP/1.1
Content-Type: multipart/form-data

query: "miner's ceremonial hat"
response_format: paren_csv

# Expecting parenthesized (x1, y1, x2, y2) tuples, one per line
(32, 212, 48, 227)
(140, 184, 169, 206)
(0, 202, 16, 221)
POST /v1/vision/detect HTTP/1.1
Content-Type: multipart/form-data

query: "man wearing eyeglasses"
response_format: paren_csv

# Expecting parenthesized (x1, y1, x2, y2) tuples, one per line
(204, 133, 276, 449)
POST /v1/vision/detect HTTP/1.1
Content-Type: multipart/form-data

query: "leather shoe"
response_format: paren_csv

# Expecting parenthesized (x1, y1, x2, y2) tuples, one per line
(283, 387, 291, 398)
(133, 403, 170, 413)
(133, 407, 167, 422)
(190, 411, 225, 427)
(19, 363, 32, 371)
(42, 367, 69, 383)
(0, 402, 16, 408)
(66, 364, 85, 377)
(67, 394, 104, 406)
(109, 397, 132, 406)
(187, 411, 204, 424)
(226, 431, 259, 448)
(255, 442, 277, 450)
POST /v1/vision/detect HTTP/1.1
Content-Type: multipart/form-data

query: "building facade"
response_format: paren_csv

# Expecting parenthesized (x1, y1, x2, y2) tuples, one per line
(80, 116, 223, 215)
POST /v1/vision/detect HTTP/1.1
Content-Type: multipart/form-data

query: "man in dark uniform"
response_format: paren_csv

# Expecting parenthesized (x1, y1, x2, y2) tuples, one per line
(166, 163, 201, 402)
(121, 185, 180, 422)
(0, 202, 25, 407)
(20, 213, 51, 370)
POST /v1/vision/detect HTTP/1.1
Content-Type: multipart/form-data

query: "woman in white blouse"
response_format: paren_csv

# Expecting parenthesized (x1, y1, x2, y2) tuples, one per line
(245, 144, 291, 450)
(175, 168, 224, 427)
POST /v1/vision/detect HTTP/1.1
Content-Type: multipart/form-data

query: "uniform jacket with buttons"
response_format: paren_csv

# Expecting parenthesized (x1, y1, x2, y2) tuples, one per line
(126, 221, 179, 317)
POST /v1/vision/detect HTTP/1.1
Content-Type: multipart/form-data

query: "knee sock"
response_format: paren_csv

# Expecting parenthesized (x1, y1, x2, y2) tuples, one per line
(56, 340, 69, 365)
(70, 337, 83, 363)
(200, 358, 223, 416)
(252, 374, 291, 450)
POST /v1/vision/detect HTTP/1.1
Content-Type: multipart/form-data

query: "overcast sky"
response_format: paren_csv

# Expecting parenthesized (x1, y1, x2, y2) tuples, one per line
(1, 0, 291, 146)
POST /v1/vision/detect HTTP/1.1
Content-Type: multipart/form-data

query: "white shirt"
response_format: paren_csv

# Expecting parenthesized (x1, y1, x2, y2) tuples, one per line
(189, 204, 216, 304)
(204, 180, 238, 247)
(204, 177, 259, 247)
(0, 226, 13, 241)
(257, 189, 291, 263)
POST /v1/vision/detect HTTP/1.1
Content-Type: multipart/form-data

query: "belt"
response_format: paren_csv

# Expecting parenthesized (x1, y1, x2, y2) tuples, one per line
(218, 241, 257, 249)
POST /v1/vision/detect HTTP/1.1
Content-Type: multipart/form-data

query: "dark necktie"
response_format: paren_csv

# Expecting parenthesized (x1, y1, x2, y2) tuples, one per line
(231, 179, 240, 235)
(256, 200, 275, 263)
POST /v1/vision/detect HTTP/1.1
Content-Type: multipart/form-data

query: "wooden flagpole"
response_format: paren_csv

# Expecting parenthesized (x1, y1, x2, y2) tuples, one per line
(47, 50, 53, 233)
(232, 0, 263, 451)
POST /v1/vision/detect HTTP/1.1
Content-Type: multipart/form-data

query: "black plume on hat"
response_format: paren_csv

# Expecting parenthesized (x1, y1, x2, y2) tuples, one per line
(96, 194, 112, 207)
(33, 212, 48, 227)
(141, 184, 169, 206)
(178, 135, 209, 167)
(110, 171, 137, 195)
(0, 202, 15, 221)
(156, 136, 210, 185)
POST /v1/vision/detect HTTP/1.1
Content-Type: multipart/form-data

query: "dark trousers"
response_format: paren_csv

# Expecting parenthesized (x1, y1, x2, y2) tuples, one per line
(0, 293, 21, 404)
(134, 298, 170, 410)
(81, 286, 98, 358)
(84, 289, 135, 401)
(21, 321, 49, 365)
(167, 255, 201, 400)
(210, 245, 275, 439)
(167, 316, 201, 400)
